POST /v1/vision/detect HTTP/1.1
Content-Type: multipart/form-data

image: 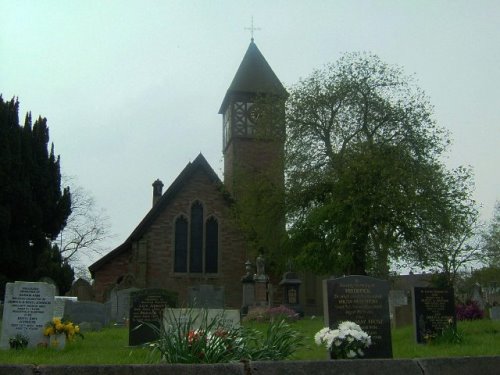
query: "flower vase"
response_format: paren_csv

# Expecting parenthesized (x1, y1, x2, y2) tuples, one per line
(50, 333, 66, 350)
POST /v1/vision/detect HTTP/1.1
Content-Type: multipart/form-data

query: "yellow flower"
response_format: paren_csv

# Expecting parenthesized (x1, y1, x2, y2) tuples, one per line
(75, 325, 80, 333)
(44, 327, 54, 336)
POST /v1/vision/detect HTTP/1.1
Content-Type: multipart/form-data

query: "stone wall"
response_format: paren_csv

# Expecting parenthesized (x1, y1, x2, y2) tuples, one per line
(1, 357, 500, 375)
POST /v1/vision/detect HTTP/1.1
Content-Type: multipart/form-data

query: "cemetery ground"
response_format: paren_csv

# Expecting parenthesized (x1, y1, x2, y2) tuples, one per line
(0, 318, 499, 364)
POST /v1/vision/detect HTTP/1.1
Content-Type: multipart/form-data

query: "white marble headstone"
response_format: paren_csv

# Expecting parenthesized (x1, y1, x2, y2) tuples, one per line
(0, 281, 55, 349)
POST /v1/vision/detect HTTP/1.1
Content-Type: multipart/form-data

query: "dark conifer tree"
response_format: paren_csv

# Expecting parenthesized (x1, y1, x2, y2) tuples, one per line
(0, 96, 73, 298)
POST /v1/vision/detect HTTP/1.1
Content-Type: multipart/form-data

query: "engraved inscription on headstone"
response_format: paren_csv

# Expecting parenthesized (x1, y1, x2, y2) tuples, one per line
(0, 281, 55, 349)
(413, 287, 455, 343)
(129, 289, 173, 346)
(323, 275, 393, 358)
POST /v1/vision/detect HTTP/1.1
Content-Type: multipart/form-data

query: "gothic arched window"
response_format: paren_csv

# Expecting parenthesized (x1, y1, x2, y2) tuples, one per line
(189, 201, 203, 273)
(205, 217, 218, 273)
(174, 216, 188, 272)
(173, 202, 219, 275)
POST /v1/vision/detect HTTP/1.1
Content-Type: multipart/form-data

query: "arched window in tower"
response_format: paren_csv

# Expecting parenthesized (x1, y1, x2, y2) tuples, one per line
(174, 216, 188, 273)
(189, 201, 203, 273)
(205, 217, 218, 273)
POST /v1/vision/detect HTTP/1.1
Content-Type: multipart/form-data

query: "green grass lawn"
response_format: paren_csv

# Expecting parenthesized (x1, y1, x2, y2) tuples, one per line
(0, 318, 498, 364)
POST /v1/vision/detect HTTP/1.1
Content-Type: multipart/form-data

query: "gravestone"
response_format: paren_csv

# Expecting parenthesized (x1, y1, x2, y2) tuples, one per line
(471, 283, 485, 310)
(323, 275, 393, 358)
(163, 308, 240, 331)
(63, 300, 107, 326)
(490, 306, 500, 320)
(109, 287, 139, 323)
(129, 288, 176, 346)
(53, 296, 77, 319)
(394, 305, 413, 328)
(188, 285, 224, 308)
(67, 278, 94, 301)
(0, 281, 55, 349)
(413, 287, 455, 343)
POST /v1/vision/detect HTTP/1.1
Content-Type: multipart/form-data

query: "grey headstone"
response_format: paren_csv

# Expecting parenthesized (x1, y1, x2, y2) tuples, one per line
(0, 281, 55, 348)
(323, 275, 393, 358)
(389, 290, 408, 308)
(109, 287, 139, 323)
(53, 296, 77, 318)
(242, 283, 255, 307)
(188, 285, 224, 308)
(489, 306, 500, 320)
(63, 301, 107, 326)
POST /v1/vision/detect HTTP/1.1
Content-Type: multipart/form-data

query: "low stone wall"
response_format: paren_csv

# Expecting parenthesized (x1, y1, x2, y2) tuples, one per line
(1, 357, 499, 375)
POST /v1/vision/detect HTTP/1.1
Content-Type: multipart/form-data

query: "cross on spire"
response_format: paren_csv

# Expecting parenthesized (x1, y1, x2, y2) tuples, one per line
(245, 16, 261, 42)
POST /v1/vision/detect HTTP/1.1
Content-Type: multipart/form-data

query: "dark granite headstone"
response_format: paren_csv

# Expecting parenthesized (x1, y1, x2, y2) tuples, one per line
(323, 275, 393, 358)
(413, 287, 455, 343)
(128, 289, 175, 346)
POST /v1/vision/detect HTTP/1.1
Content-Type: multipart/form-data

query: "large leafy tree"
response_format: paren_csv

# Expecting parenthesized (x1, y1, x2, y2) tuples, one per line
(0, 96, 73, 297)
(285, 53, 473, 277)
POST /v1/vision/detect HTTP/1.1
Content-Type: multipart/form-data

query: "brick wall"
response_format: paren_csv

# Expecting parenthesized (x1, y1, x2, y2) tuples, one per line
(93, 167, 248, 308)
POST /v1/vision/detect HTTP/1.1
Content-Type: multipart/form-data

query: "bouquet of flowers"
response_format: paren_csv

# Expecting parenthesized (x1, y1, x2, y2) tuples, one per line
(44, 318, 83, 341)
(314, 321, 371, 359)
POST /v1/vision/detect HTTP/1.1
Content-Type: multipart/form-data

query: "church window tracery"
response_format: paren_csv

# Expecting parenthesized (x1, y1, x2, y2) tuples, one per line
(205, 217, 219, 273)
(173, 202, 219, 275)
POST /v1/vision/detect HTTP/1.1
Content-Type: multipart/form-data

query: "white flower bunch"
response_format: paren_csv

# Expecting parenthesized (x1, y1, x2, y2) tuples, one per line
(314, 321, 371, 359)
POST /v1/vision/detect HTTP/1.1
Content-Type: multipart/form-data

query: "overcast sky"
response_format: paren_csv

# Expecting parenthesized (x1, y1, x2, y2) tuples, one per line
(2, 0, 499, 269)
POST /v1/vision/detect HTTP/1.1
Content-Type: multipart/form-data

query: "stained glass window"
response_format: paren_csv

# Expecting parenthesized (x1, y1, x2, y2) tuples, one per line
(189, 201, 203, 273)
(205, 217, 218, 273)
(174, 216, 188, 272)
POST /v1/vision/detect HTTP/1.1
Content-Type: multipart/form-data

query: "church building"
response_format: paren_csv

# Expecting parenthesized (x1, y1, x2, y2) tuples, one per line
(89, 39, 292, 309)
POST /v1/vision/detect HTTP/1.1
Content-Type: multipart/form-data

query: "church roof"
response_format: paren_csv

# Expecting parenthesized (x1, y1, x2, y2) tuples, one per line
(89, 153, 226, 276)
(218, 40, 287, 114)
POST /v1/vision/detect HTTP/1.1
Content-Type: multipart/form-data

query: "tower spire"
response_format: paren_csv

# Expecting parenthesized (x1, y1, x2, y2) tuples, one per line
(244, 16, 261, 42)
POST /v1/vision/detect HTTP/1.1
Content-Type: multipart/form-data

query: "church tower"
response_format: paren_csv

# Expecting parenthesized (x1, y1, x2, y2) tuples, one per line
(219, 39, 288, 267)
(219, 40, 287, 199)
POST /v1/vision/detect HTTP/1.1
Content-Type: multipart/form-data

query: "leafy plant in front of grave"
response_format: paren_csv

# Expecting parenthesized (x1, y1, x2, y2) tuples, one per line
(9, 334, 29, 350)
(432, 319, 464, 345)
(241, 318, 303, 360)
(145, 308, 302, 363)
(146, 308, 246, 363)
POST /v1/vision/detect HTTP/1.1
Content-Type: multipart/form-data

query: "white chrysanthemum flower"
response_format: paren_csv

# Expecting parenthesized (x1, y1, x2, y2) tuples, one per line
(346, 350, 357, 358)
